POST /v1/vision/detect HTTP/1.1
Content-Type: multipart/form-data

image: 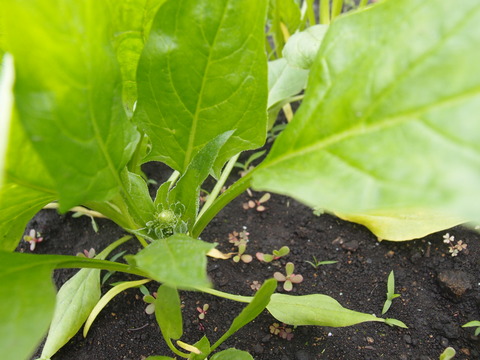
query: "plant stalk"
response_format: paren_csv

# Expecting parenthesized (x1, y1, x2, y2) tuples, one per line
(320, 0, 331, 24)
(331, 0, 344, 20)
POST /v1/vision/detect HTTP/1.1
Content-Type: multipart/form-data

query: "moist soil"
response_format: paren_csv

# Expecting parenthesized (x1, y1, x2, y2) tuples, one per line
(24, 163, 480, 360)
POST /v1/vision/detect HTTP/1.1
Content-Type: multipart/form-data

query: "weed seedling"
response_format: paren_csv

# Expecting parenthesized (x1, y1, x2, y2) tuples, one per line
(443, 233, 467, 257)
(228, 228, 253, 263)
(23, 229, 43, 251)
(462, 321, 480, 336)
(256, 246, 290, 262)
(197, 304, 209, 320)
(269, 322, 294, 340)
(305, 256, 338, 269)
(76, 248, 96, 258)
(242, 189, 271, 211)
(274, 262, 303, 291)
(139, 286, 157, 315)
(382, 270, 401, 315)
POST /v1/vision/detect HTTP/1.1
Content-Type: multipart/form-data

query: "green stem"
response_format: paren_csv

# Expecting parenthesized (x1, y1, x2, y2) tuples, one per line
(195, 286, 253, 304)
(135, 234, 149, 248)
(192, 170, 253, 238)
(320, 0, 331, 24)
(55, 257, 150, 278)
(167, 170, 180, 189)
(306, 0, 316, 26)
(165, 337, 190, 358)
(359, 0, 369, 8)
(197, 153, 240, 220)
(96, 235, 133, 260)
(331, 0, 343, 20)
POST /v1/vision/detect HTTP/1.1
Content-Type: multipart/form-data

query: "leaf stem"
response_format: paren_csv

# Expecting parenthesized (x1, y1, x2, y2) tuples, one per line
(359, 0, 369, 9)
(197, 153, 240, 220)
(43, 203, 107, 218)
(192, 170, 253, 238)
(195, 286, 253, 304)
(320, 0, 331, 24)
(331, 0, 343, 20)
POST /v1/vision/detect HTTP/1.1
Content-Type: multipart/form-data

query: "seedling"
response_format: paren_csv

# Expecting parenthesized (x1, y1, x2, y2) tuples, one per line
(23, 229, 43, 251)
(196, 304, 209, 320)
(140, 286, 157, 315)
(382, 270, 401, 315)
(76, 248, 96, 258)
(250, 281, 262, 291)
(442, 233, 467, 257)
(305, 256, 338, 269)
(462, 320, 480, 336)
(273, 262, 304, 291)
(256, 246, 290, 262)
(439, 347, 456, 360)
(234, 150, 266, 177)
(242, 189, 271, 212)
(228, 229, 253, 263)
(269, 322, 294, 340)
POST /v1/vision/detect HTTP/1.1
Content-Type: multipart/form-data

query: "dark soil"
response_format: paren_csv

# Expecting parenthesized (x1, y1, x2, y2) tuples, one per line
(24, 163, 480, 360)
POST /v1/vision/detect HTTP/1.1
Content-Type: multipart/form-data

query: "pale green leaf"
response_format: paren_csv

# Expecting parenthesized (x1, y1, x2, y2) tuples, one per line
(268, 58, 308, 109)
(210, 349, 254, 360)
(169, 131, 232, 229)
(40, 268, 101, 359)
(134, 0, 269, 174)
(3, 0, 140, 211)
(0, 53, 13, 186)
(127, 234, 215, 289)
(189, 336, 210, 360)
(155, 285, 183, 340)
(267, 293, 384, 327)
(439, 347, 456, 360)
(283, 24, 329, 69)
(253, 0, 480, 240)
(107, 0, 166, 116)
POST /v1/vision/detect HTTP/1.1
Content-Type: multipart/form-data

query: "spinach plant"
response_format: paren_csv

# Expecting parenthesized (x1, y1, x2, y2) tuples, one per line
(1, 0, 479, 358)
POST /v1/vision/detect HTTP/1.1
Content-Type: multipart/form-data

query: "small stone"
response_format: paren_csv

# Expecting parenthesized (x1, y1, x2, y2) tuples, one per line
(437, 270, 472, 299)
(403, 334, 412, 344)
(253, 344, 263, 354)
(342, 240, 359, 252)
(440, 337, 449, 347)
(366, 336, 374, 344)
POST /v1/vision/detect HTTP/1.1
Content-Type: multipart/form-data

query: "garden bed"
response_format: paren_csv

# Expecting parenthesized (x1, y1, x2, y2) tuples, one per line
(26, 164, 480, 360)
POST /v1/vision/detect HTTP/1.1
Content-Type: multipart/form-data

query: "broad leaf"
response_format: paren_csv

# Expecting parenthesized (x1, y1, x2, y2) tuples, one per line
(0, 55, 56, 250)
(267, 294, 384, 327)
(282, 24, 329, 69)
(3, 0, 140, 211)
(107, 0, 166, 116)
(252, 0, 480, 239)
(155, 285, 183, 341)
(189, 336, 210, 360)
(268, 58, 308, 109)
(134, 0, 269, 174)
(40, 268, 101, 359)
(169, 131, 232, 229)
(127, 234, 215, 289)
(210, 349, 254, 360)
(0, 252, 57, 360)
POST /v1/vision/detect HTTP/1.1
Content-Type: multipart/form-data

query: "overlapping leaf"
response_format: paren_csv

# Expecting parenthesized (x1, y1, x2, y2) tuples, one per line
(134, 0, 268, 174)
(253, 0, 480, 239)
(2, 0, 139, 211)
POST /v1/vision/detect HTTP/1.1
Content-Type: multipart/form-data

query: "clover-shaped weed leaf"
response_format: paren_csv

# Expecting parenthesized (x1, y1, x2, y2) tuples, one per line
(273, 262, 303, 291)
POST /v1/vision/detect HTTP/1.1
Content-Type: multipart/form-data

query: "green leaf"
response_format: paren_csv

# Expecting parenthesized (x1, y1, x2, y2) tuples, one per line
(0, 252, 57, 360)
(107, 0, 167, 116)
(252, 0, 480, 240)
(155, 285, 183, 340)
(40, 268, 101, 359)
(145, 357, 176, 360)
(267, 293, 384, 327)
(0, 53, 13, 186)
(212, 279, 277, 351)
(282, 24, 329, 69)
(210, 349, 254, 360)
(134, 0, 269, 174)
(3, 0, 139, 211)
(439, 347, 456, 360)
(268, 58, 308, 109)
(385, 318, 408, 329)
(188, 336, 210, 360)
(127, 234, 215, 289)
(122, 170, 156, 226)
(169, 131, 233, 229)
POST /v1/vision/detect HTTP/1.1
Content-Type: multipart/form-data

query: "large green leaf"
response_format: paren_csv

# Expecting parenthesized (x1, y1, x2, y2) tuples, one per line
(3, 0, 140, 211)
(155, 285, 183, 340)
(134, 0, 269, 174)
(107, 0, 166, 116)
(127, 234, 215, 289)
(267, 294, 384, 327)
(252, 0, 480, 239)
(268, 58, 308, 109)
(0, 55, 57, 251)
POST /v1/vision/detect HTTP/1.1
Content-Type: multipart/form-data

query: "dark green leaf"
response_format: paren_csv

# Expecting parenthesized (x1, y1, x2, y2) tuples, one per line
(3, 0, 139, 211)
(134, 0, 269, 174)
(155, 285, 183, 340)
(267, 294, 384, 327)
(253, 0, 480, 239)
(127, 234, 215, 289)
